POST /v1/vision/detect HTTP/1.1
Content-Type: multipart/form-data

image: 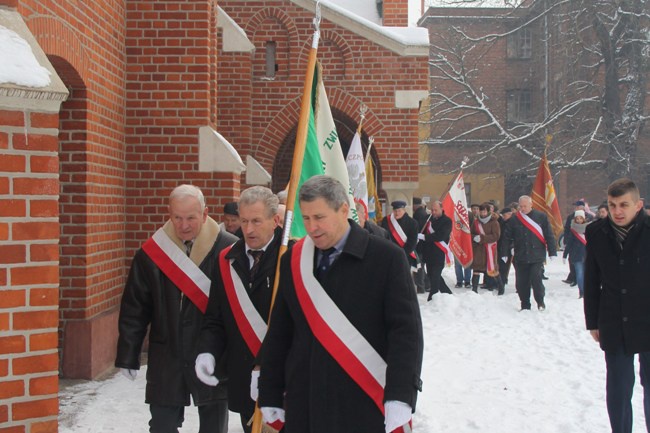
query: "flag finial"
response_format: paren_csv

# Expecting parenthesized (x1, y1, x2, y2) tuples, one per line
(314, 1, 321, 31)
(460, 156, 469, 170)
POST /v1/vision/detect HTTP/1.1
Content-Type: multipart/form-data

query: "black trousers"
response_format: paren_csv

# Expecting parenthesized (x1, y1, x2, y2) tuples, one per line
(604, 347, 650, 433)
(498, 256, 512, 284)
(426, 260, 452, 295)
(514, 261, 545, 309)
(149, 401, 228, 433)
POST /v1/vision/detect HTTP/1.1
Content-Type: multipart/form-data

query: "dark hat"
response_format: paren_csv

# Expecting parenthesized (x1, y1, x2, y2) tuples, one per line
(574, 200, 586, 206)
(501, 207, 512, 214)
(391, 200, 407, 209)
(413, 197, 422, 205)
(223, 201, 238, 216)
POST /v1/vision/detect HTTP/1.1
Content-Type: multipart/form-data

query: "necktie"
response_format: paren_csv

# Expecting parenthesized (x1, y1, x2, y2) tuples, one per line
(184, 240, 193, 257)
(316, 247, 336, 281)
(248, 249, 264, 283)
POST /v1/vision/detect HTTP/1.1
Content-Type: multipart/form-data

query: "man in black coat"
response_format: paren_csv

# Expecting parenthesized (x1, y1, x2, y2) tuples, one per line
(195, 186, 282, 433)
(381, 199, 419, 269)
(115, 185, 237, 433)
(584, 178, 650, 433)
(420, 200, 453, 299)
(501, 195, 557, 311)
(258, 175, 423, 433)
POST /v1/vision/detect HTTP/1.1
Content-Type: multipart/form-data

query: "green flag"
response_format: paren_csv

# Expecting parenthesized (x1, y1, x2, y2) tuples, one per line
(290, 80, 324, 238)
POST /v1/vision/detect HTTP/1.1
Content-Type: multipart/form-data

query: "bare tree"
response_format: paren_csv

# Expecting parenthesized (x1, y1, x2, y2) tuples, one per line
(421, 0, 649, 181)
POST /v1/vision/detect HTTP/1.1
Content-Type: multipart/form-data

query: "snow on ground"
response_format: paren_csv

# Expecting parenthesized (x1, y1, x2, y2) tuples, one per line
(59, 259, 648, 432)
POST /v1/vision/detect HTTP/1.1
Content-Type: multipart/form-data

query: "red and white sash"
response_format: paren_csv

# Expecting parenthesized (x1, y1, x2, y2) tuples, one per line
(218, 246, 267, 356)
(142, 228, 211, 313)
(516, 211, 546, 246)
(424, 220, 453, 266)
(474, 219, 498, 276)
(291, 237, 411, 433)
(571, 228, 587, 246)
(387, 214, 417, 260)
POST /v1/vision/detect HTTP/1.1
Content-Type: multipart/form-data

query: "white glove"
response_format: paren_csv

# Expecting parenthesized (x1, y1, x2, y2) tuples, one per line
(260, 407, 285, 425)
(417, 233, 425, 241)
(121, 368, 137, 381)
(195, 353, 219, 386)
(473, 235, 481, 243)
(384, 400, 412, 433)
(250, 369, 260, 401)
(501, 256, 507, 263)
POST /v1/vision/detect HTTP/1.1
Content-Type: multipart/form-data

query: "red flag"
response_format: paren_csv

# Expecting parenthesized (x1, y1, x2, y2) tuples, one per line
(531, 151, 563, 240)
(441, 171, 473, 268)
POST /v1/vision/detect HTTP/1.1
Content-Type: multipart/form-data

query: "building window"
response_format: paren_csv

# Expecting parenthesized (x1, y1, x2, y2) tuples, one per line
(507, 90, 531, 124)
(507, 28, 532, 59)
(265, 41, 277, 78)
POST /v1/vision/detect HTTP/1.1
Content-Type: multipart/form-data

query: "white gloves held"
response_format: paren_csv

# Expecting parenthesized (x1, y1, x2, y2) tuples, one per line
(121, 368, 137, 381)
(473, 235, 481, 243)
(195, 353, 219, 386)
(384, 400, 412, 433)
(260, 406, 285, 425)
(417, 233, 425, 241)
(501, 256, 507, 263)
(250, 369, 260, 401)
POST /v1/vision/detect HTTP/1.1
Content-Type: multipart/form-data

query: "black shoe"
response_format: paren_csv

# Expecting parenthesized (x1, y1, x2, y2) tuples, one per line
(454, 283, 463, 288)
(464, 282, 471, 288)
(541, 275, 549, 280)
(519, 306, 531, 311)
(570, 281, 577, 287)
(562, 279, 574, 284)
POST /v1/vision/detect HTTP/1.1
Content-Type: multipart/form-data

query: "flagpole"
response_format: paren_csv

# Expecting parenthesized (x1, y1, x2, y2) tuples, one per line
(251, 3, 321, 433)
(440, 157, 468, 202)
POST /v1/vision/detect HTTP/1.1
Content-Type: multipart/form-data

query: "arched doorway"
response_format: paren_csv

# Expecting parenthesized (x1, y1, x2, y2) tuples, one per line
(271, 108, 383, 196)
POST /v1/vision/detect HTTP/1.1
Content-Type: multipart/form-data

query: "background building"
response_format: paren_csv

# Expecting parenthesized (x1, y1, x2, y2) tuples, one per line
(0, 0, 428, 431)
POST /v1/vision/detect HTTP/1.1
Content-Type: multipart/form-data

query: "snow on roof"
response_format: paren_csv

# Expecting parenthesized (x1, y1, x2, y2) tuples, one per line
(327, 0, 382, 25)
(293, 0, 429, 56)
(0, 24, 51, 88)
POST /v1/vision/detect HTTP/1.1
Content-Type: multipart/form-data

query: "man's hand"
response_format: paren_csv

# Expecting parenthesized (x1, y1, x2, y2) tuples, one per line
(250, 369, 260, 401)
(473, 235, 481, 243)
(417, 233, 425, 241)
(120, 368, 137, 381)
(501, 256, 508, 263)
(590, 330, 600, 343)
(195, 353, 219, 386)
(384, 400, 412, 433)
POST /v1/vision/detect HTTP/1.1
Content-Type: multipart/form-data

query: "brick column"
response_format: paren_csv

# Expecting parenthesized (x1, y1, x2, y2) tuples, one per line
(0, 103, 67, 433)
(382, 0, 409, 26)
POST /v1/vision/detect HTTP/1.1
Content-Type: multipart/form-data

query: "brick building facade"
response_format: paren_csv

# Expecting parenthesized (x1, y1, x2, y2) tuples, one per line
(0, 0, 428, 431)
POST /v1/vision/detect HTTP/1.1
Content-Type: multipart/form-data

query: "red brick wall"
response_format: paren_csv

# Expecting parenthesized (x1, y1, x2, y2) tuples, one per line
(0, 107, 60, 433)
(219, 1, 427, 190)
(383, 0, 409, 26)
(124, 0, 236, 262)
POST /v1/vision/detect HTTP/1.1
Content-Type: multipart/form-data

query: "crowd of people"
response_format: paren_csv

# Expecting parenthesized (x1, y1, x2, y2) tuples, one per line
(114, 176, 650, 433)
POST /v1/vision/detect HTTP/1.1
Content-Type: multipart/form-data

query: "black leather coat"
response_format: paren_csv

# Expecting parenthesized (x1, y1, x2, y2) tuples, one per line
(115, 218, 237, 406)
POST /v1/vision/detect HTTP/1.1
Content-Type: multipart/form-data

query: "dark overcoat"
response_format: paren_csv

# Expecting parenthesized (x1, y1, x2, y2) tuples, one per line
(500, 209, 557, 263)
(198, 227, 283, 415)
(471, 213, 500, 273)
(584, 211, 650, 354)
(420, 212, 452, 267)
(258, 221, 424, 433)
(381, 212, 419, 267)
(115, 217, 237, 406)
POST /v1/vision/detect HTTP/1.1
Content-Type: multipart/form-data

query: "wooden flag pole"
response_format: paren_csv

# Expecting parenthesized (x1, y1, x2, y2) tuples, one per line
(250, 3, 321, 433)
